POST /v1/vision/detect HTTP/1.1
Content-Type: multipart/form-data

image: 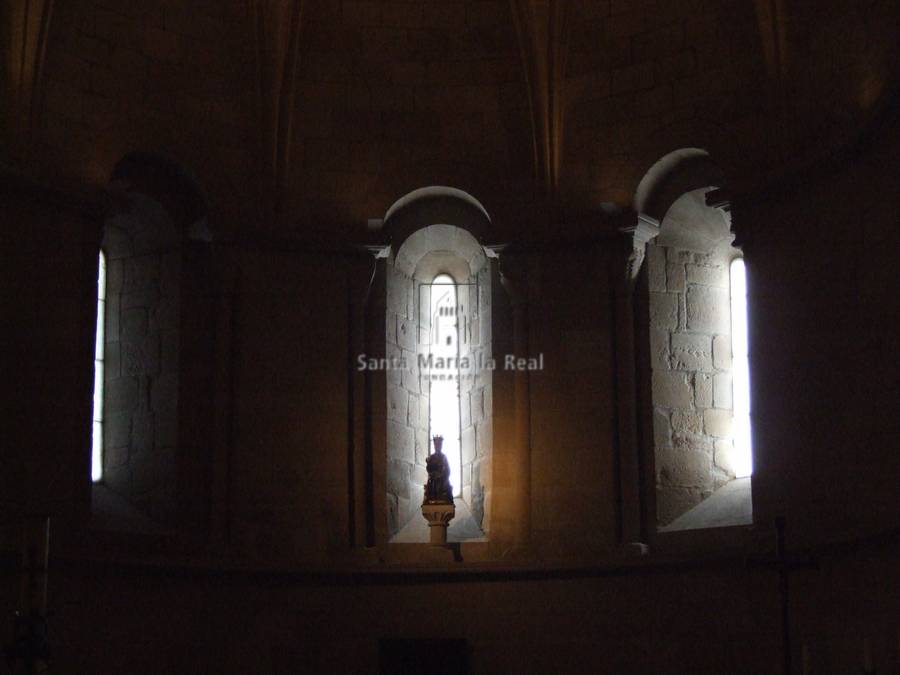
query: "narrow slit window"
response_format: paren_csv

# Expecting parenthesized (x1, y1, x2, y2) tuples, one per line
(730, 258, 753, 477)
(429, 274, 462, 497)
(91, 250, 106, 482)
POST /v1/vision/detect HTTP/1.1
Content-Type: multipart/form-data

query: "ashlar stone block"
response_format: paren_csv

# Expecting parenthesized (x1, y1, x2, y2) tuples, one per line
(653, 407, 671, 449)
(704, 408, 733, 438)
(713, 372, 733, 409)
(657, 445, 711, 488)
(650, 328, 669, 372)
(686, 285, 730, 333)
(670, 332, 712, 371)
(652, 370, 693, 408)
(386, 383, 409, 423)
(686, 263, 727, 287)
(666, 263, 686, 292)
(712, 334, 732, 370)
(647, 244, 666, 292)
(671, 410, 702, 434)
(387, 420, 415, 462)
(714, 439, 736, 475)
(397, 315, 416, 351)
(649, 292, 678, 331)
(694, 372, 713, 407)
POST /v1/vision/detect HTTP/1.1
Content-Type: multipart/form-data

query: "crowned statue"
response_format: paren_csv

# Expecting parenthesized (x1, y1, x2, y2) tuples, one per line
(423, 435, 454, 505)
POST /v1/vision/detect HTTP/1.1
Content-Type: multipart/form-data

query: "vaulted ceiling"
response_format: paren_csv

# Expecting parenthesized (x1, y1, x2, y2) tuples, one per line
(3, 0, 897, 240)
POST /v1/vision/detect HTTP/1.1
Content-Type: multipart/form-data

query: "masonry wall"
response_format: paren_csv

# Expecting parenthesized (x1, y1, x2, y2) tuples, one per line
(100, 245, 180, 524)
(458, 265, 491, 529)
(647, 240, 736, 525)
(385, 259, 429, 537)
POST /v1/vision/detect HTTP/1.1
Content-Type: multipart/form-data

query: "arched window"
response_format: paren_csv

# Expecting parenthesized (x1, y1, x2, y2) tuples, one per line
(90, 151, 208, 526)
(428, 273, 462, 496)
(632, 150, 754, 532)
(91, 250, 107, 482)
(381, 187, 494, 543)
(729, 258, 752, 478)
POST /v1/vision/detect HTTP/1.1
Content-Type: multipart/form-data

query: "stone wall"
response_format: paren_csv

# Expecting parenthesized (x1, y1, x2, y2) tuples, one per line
(385, 260, 429, 537)
(100, 218, 181, 525)
(385, 256, 493, 537)
(458, 265, 491, 529)
(647, 240, 736, 525)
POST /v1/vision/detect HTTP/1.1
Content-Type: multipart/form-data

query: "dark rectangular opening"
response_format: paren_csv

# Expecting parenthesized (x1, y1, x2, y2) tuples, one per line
(379, 638, 469, 675)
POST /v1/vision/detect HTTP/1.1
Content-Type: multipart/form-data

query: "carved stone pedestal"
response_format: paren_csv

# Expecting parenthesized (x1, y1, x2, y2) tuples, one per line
(421, 503, 455, 544)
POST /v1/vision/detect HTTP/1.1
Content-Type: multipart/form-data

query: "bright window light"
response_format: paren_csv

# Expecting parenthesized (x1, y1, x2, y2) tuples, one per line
(730, 258, 753, 477)
(91, 251, 106, 483)
(429, 274, 462, 497)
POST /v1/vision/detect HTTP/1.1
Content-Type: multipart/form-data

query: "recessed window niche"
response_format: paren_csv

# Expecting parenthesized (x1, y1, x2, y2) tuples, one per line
(382, 188, 493, 544)
(633, 150, 753, 533)
(646, 189, 752, 531)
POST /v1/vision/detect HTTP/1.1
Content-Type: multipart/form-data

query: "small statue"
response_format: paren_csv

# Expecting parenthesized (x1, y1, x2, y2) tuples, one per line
(423, 435, 454, 504)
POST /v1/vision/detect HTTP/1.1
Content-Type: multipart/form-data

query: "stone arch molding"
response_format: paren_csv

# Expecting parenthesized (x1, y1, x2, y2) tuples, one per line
(103, 152, 210, 257)
(384, 186, 491, 280)
(624, 149, 733, 280)
(634, 148, 725, 223)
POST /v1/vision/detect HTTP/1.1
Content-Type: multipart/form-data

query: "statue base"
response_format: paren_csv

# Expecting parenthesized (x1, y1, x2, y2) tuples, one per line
(421, 503, 455, 544)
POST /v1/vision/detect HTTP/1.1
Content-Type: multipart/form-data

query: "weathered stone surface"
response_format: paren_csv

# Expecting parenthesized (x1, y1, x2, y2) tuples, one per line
(653, 408, 671, 449)
(712, 334, 732, 370)
(713, 372, 733, 409)
(400, 349, 419, 393)
(686, 285, 730, 333)
(387, 459, 411, 498)
(106, 376, 139, 412)
(122, 333, 160, 376)
(687, 263, 727, 287)
(104, 411, 131, 449)
(407, 393, 419, 426)
(386, 383, 408, 422)
(397, 315, 416, 351)
(714, 439, 736, 475)
(657, 486, 702, 526)
(461, 426, 476, 464)
(471, 388, 484, 423)
(104, 342, 121, 380)
(106, 258, 124, 293)
(476, 418, 491, 456)
(647, 244, 666, 292)
(670, 332, 712, 371)
(131, 412, 154, 454)
(666, 247, 692, 263)
(105, 295, 120, 342)
(704, 408, 733, 438)
(415, 427, 429, 465)
(672, 431, 713, 452)
(671, 410, 702, 434)
(666, 263, 685, 292)
(460, 393, 471, 427)
(652, 370, 693, 408)
(649, 291, 678, 330)
(694, 372, 713, 407)
(386, 310, 398, 345)
(104, 443, 129, 470)
(650, 328, 669, 371)
(657, 445, 711, 488)
(121, 307, 148, 339)
(387, 420, 415, 462)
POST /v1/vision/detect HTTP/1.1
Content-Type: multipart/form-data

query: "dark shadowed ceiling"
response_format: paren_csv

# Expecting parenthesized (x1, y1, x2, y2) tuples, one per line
(3, 0, 897, 241)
